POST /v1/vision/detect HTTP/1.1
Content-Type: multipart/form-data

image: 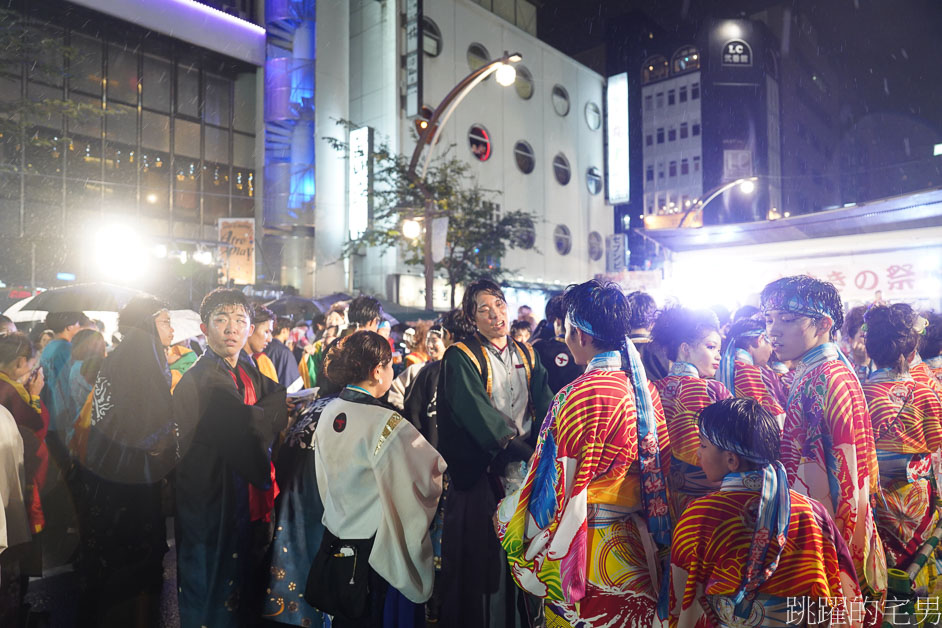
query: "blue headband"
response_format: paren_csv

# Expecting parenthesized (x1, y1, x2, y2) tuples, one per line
(716, 329, 764, 393)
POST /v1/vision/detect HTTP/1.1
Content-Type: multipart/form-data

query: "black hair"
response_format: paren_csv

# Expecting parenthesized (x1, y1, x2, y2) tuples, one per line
(726, 317, 765, 352)
(437, 308, 475, 343)
(626, 291, 657, 330)
(251, 304, 276, 325)
(323, 330, 392, 386)
(562, 280, 632, 352)
(698, 398, 781, 464)
(462, 278, 505, 323)
(0, 314, 14, 329)
(733, 305, 760, 322)
(843, 305, 868, 340)
(864, 304, 919, 370)
(71, 328, 106, 362)
(199, 288, 250, 325)
(544, 294, 566, 324)
(272, 317, 293, 336)
(760, 275, 844, 340)
(922, 311, 942, 359)
(347, 295, 384, 327)
(0, 332, 35, 365)
(651, 306, 720, 361)
(119, 296, 169, 335)
(510, 320, 531, 334)
(45, 311, 87, 334)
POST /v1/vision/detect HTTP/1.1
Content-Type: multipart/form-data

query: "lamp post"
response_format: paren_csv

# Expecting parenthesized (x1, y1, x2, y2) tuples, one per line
(405, 51, 522, 311)
(677, 177, 758, 228)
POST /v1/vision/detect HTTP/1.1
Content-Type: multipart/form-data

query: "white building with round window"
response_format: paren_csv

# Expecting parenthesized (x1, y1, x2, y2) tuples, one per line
(343, 0, 611, 309)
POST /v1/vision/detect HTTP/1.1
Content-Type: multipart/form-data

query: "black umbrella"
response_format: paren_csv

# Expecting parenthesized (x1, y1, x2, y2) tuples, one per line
(264, 295, 323, 322)
(24, 283, 156, 313)
(311, 292, 353, 313)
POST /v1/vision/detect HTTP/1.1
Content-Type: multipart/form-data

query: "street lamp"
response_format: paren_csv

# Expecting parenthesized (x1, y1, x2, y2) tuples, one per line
(406, 51, 522, 311)
(677, 177, 758, 228)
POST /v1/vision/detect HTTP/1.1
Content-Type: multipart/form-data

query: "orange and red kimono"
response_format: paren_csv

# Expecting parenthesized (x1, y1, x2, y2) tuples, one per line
(654, 362, 731, 516)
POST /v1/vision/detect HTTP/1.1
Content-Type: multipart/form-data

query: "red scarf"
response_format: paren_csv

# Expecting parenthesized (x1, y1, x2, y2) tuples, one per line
(228, 365, 279, 523)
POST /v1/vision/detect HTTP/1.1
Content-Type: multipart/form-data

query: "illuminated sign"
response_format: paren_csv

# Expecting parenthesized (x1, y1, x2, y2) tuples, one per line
(404, 0, 423, 117)
(935, 143, 942, 156)
(722, 40, 753, 66)
(56, 272, 76, 281)
(349, 126, 374, 240)
(218, 218, 256, 285)
(606, 72, 630, 204)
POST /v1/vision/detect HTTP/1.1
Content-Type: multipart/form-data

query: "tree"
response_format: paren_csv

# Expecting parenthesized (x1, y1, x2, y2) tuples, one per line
(329, 122, 538, 309)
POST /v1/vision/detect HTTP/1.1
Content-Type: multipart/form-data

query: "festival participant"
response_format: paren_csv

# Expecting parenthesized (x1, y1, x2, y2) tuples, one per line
(299, 325, 338, 389)
(509, 320, 531, 344)
(628, 290, 670, 381)
(315, 296, 385, 398)
(651, 306, 731, 515)
(309, 331, 445, 627)
(908, 313, 942, 397)
(922, 311, 942, 387)
(716, 316, 786, 422)
(66, 329, 106, 439)
(0, 314, 15, 335)
(0, 404, 31, 627)
(403, 322, 431, 368)
(389, 322, 434, 408)
(75, 297, 176, 628)
(247, 304, 278, 382)
(173, 289, 288, 627)
(669, 398, 861, 627)
(531, 295, 583, 394)
(761, 275, 887, 617)
(860, 304, 942, 591)
(40, 311, 89, 436)
(497, 280, 672, 627)
(437, 279, 553, 628)
(843, 306, 873, 382)
(266, 317, 303, 393)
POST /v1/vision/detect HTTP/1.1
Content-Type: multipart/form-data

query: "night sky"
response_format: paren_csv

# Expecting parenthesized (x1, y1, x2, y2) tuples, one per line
(537, 0, 942, 131)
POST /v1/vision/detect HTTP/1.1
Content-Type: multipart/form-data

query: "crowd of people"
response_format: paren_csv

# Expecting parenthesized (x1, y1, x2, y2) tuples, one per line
(0, 273, 941, 628)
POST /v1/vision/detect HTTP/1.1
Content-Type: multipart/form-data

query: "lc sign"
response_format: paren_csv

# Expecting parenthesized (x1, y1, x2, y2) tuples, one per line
(722, 39, 752, 66)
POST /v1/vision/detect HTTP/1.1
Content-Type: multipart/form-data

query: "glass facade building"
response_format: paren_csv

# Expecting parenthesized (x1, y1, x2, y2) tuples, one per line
(0, 3, 257, 286)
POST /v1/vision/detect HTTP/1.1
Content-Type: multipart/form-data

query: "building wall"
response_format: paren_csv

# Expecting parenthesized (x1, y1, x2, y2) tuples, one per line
(346, 0, 609, 302)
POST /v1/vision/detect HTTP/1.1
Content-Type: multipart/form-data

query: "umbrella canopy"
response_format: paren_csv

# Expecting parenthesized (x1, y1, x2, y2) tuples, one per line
(312, 292, 353, 313)
(264, 295, 323, 322)
(169, 309, 203, 344)
(24, 283, 155, 313)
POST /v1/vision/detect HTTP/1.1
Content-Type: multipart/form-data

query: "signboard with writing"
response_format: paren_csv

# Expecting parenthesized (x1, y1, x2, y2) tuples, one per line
(218, 218, 256, 285)
(605, 233, 628, 273)
(348, 126, 373, 240)
(723, 149, 753, 180)
(404, 0, 423, 118)
(606, 72, 630, 204)
(722, 39, 753, 66)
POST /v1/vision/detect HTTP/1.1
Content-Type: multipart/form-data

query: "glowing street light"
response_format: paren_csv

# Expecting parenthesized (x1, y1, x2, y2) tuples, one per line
(402, 219, 422, 240)
(495, 63, 517, 87)
(677, 177, 759, 228)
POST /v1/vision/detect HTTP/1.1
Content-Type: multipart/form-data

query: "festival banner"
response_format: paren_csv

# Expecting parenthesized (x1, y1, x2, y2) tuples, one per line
(218, 218, 256, 285)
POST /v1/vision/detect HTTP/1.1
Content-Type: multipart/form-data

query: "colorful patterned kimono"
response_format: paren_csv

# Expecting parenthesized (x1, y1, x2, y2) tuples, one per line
(496, 352, 671, 628)
(925, 356, 942, 389)
(669, 482, 861, 628)
(911, 355, 942, 399)
(654, 363, 731, 516)
(719, 349, 786, 424)
(782, 343, 887, 603)
(862, 370, 942, 581)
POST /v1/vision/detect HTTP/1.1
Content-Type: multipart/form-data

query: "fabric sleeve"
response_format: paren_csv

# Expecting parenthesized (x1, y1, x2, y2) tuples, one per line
(921, 386, 942, 452)
(648, 382, 672, 471)
(668, 511, 705, 628)
(820, 370, 867, 541)
(368, 416, 446, 603)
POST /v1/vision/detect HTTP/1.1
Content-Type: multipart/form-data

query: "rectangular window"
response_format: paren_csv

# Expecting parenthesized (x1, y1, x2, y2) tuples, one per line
(644, 94, 653, 111)
(176, 61, 199, 118)
(679, 86, 687, 102)
(646, 134, 653, 147)
(108, 45, 139, 105)
(657, 163, 664, 180)
(142, 55, 171, 113)
(204, 74, 231, 127)
(233, 72, 257, 134)
(668, 128, 676, 142)
(680, 122, 689, 139)
(669, 161, 677, 177)
(691, 82, 700, 99)
(655, 92, 664, 108)
(692, 122, 701, 136)
(693, 156, 701, 172)
(656, 128, 664, 144)
(681, 158, 689, 175)
(668, 89, 675, 105)
(646, 165, 654, 182)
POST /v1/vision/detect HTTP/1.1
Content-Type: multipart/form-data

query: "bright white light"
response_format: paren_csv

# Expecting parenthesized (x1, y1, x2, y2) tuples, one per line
(94, 224, 148, 282)
(495, 63, 517, 87)
(739, 179, 756, 194)
(146, 193, 158, 204)
(153, 244, 168, 258)
(719, 21, 743, 39)
(193, 250, 213, 265)
(402, 219, 422, 240)
(784, 211, 791, 218)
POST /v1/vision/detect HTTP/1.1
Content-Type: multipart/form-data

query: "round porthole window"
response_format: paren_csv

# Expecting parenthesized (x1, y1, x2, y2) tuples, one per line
(585, 102, 601, 130)
(551, 85, 570, 116)
(422, 17, 442, 57)
(553, 153, 571, 186)
(467, 43, 490, 73)
(514, 65, 534, 100)
(586, 167, 602, 195)
(468, 124, 491, 161)
(513, 141, 535, 174)
(588, 231, 603, 261)
(553, 224, 572, 256)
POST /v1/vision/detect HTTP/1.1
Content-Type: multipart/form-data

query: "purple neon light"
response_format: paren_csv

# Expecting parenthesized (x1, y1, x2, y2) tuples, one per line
(163, 0, 266, 35)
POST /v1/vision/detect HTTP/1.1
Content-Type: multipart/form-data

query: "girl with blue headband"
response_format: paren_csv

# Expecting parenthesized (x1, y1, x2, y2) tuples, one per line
(715, 316, 785, 426)
(650, 306, 732, 516)
(669, 398, 861, 627)
(761, 275, 887, 624)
